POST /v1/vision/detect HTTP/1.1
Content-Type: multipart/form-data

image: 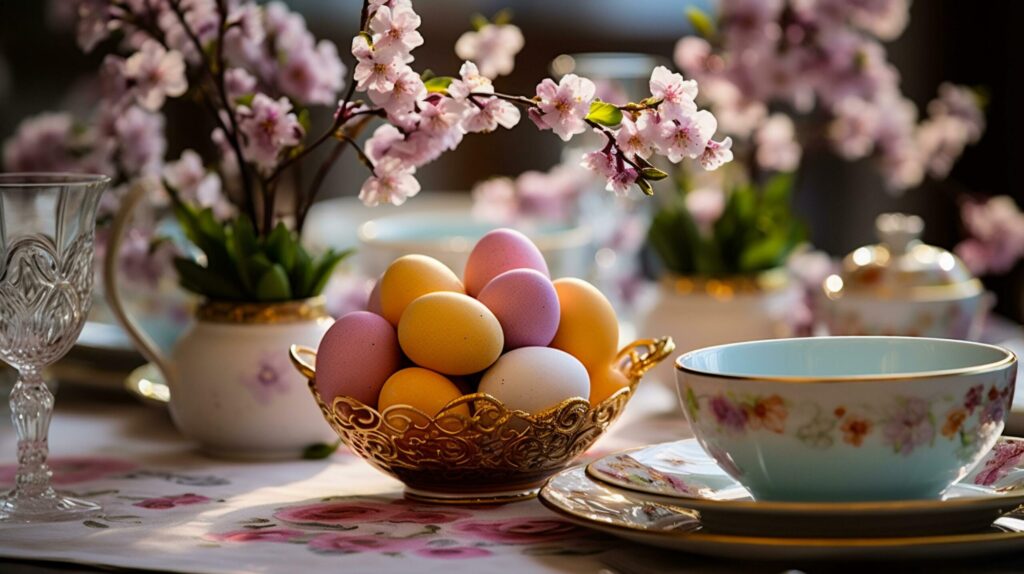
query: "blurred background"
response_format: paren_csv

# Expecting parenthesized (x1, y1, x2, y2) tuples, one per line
(1, 0, 1022, 319)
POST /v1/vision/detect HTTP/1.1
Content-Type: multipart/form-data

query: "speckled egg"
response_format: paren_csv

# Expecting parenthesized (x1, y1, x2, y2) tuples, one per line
(379, 255, 464, 325)
(588, 364, 631, 404)
(479, 347, 590, 414)
(549, 278, 619, 370)
(477, 269, 560, 350)
(398, 292, 504, 375)
(463, 228, 549, 297)
(377, 367, 470, 429)
(315, 311, 401, 408)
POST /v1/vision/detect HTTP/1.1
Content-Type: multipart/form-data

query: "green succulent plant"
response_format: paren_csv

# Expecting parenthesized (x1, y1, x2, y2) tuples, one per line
(172, 204, 351, 303)
(647, 173, 806, 278)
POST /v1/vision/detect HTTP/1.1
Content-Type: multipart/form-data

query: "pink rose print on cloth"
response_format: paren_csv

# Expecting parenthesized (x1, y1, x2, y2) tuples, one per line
(307, 533, 424, 554)
(388, 507, 473, 524)
(133, 493, 212, 509)
(241, 350, 296, 404)
(0, 456, 136, 486)
(210, 529, 306, 543)
(274, 501, 400, 526)
(974, 440, 1024, 486)
(452, 518, 587, 544)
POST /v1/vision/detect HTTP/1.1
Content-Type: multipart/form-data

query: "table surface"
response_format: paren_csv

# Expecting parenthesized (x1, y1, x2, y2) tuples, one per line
(3, 373, 1024, 573)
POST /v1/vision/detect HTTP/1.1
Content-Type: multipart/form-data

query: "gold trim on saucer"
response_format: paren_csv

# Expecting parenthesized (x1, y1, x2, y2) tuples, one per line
(197, 297, 329, 324)
(675, 336, 1017, 383)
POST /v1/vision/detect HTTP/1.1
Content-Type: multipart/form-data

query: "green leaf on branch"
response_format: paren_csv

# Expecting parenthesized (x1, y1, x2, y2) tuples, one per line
(636, 178, 655, 196)
(641, 167, 669, 181)
(297, 109, 311, 134)
(234, 94, 254, 108)
(470, 13, 489, 31)
(492, 8, 514, 26)
(686, 7, 716, 39)
(585, 100, 623, 127)
(424, 76, 455, 94)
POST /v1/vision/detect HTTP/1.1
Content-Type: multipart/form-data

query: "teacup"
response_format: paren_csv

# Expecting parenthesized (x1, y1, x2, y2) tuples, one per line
(675, 337, 1017, 502)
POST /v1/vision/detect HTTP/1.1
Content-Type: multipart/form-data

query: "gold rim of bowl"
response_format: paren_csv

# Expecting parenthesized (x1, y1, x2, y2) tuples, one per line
(674, 336, 1017, 383)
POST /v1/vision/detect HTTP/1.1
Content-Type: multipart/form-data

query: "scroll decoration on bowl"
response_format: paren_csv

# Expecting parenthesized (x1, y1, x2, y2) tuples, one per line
(289, 337, 674, 503)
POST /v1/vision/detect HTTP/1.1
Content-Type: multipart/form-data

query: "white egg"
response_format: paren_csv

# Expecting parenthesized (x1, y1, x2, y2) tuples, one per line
(479, 347, 590, 414)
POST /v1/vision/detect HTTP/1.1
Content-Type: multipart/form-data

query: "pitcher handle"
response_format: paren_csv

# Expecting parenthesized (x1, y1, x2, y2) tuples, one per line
(102, 179, 174, 386)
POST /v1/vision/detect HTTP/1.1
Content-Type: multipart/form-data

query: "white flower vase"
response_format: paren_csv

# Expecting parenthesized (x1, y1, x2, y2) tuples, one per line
(635, 270, 799, 390)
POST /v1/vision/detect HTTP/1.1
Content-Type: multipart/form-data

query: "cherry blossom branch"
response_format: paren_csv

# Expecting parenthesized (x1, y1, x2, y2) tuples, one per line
(297, 115, 375, 233)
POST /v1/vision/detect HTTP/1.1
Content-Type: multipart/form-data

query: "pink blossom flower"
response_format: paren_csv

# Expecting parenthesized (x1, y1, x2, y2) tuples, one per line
(163, 150, 230, 218)
(974, 440, 1024, 486)
(365, 124, 406, 163)
(882, 397, 936, 456)
(471, 177, 518, 224)
(209, 528, 305, 543)
(755, 114, 802, 172)
(369, 4, 424, 56)
(235, 94, 304, 171)
(359, 157, 421, 207)
(615, 114, 656, 160)
(308, 534, 424, 554)
(462, 97, 520, 133)
(916, 115, 970, 179)
(123, 40, 188, 111)
(829, 97, 880, 160)
(0, 456, 136, 486)
(369, 67, 426, 119)
(649, 66, 698, 122)
(415, 547, 492, 559)
(448, 61, 493, 101)
(581, 150, 615, 180)
(955, 196, 1024, 275)
(657, 110, 717, 163)
(2, 112, 79, 172)
(685, 188, 726, 232)
(224, 68, 257, 103)
(516, 163, 586, 222)
(928, 83, 985, 142)
(352, 37, 401, 93)
(710, 395, 748, 432)
(114, 106, 167, 175)
(699, 137, 734, 171)
(275, 501, 400, 526)
(278, 40, 345, 106)
(606, 166, 639, 197)
(75, 0, 116, 52)
(454, 23, 525, 79)
(134, 493, 212, 509)
(453, 518, 586, 544)
(674, 36, 712, 75)
(534, 74, 596, 142)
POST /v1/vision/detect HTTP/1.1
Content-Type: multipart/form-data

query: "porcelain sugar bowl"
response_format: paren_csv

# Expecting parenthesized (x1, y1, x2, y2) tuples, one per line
(821, 213, 988, 338)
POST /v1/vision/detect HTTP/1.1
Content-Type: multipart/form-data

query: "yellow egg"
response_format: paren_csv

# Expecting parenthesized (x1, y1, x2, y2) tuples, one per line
(549, 278, 619, 370)
(378, 367, 469, 429)
(398, 292, 504, 375)
(588, 364, 631, 404)
(379, 255, 464, 325)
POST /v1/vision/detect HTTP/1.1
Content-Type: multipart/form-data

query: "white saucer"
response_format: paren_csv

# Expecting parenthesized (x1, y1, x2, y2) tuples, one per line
(585, 437, 1024, 537)
(539, 466, 1024, 560)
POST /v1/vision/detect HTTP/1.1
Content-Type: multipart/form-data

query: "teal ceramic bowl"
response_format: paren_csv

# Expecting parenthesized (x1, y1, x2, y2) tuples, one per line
(675, 337, 1017, 502)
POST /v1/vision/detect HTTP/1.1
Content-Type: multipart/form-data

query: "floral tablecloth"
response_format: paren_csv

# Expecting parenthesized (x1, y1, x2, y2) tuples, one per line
(0, 381, 693, 574)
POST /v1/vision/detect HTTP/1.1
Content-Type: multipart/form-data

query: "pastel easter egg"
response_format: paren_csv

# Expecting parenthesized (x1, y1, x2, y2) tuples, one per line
(479, 347, 590, 414)
(377, 367, 470, 429)
(477, 269, 560, 350)
(315, 311, 401, 408)
(588, 364, 631, 404)
(463, 228, 549, 297)
(398, 292, 504, 375)
(549, 278, 619, 370)
(367, 274, 383, 315)
(379, 255, 464, 325)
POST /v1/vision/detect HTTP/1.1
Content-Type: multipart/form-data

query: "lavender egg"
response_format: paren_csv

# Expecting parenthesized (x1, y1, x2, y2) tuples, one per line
(477, 269, 560, 350)
(463, 228, 549, 297)
(315, 311, 401, 408)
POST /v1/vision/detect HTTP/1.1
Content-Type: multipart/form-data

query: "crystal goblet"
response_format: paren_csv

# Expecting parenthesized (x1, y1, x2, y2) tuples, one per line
(0, 173, 108, 522)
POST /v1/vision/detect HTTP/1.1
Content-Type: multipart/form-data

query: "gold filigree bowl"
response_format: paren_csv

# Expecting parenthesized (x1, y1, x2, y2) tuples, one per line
(288, 337, 674, 504)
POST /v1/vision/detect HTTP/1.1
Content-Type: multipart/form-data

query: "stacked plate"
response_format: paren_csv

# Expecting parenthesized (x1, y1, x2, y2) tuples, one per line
(539, 438, 1024, 560)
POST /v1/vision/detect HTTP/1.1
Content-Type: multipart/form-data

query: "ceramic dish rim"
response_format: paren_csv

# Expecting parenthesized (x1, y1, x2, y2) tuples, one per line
(675, 336, 1016, 383)
(539, 468, 1024, 548)
(584, 437, 1024, 514)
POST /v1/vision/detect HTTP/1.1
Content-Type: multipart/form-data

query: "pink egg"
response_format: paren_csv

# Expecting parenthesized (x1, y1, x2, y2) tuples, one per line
(477, 269, 560, 350)
(464, 228, 549, 297)
(315, 311, 400, 408)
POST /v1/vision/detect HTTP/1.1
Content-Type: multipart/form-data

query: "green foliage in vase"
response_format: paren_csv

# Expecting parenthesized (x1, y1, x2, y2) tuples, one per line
(647, 174, 806, 278)
(172, 205, 351, 303)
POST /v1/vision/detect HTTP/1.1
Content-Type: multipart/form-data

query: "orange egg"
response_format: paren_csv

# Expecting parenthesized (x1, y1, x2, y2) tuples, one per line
(588, 364, 631, 404)
(378, 367, 469, 429)
(549, 278, 619, 370)
(398, 292, 504, 375)
(379, 255, 464, 325)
